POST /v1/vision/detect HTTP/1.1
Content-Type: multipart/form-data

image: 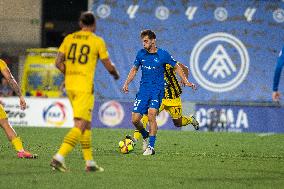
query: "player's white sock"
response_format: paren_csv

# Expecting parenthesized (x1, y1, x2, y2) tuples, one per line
(54, 153, 65, 163)
(132, 137, 138, 143)
(86, 160, 95, 167)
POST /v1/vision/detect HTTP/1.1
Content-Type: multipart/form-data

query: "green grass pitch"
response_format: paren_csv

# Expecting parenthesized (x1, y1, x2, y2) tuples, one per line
(0, 127, 283, 189)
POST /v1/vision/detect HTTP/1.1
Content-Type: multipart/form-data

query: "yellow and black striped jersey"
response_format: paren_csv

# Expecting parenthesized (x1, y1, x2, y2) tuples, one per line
(164, 64, 182, 99)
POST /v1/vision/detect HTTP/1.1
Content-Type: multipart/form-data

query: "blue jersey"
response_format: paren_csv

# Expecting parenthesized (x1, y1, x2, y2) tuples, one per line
(273, 46, 284, 91)
(133, 48, 177, 92)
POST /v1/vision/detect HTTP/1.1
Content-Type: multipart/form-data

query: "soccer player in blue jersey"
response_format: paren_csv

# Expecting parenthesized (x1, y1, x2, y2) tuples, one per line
(272, 46, 284, 101)
(122, 30, 196, 155)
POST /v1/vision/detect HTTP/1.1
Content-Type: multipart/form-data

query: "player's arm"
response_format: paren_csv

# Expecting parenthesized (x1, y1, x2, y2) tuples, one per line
(1, 67, 26, 110)
(165, 50, 196, 90)
(272, 49, 284, 101)
(122, 66, 138, 93)
(176, 62, 189, 87)
(174, 64, 196, 90)
(55, 52, 66, 74)
(101, 58, 120, 80)
(97, 38, 119, 80)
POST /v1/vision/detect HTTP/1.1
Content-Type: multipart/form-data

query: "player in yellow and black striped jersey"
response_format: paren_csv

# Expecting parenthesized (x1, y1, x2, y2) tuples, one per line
(164, 63, 183, 99)
(132, 62, 199, 145)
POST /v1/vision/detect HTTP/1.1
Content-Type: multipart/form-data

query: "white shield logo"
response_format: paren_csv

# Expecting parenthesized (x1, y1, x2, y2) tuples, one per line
(190, 32, 249, 92)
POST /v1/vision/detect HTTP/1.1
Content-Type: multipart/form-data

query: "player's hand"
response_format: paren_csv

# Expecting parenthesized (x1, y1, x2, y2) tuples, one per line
(182, 79, 197, 90)
(122, 84, 129, 93)
(272, 91, 281, 102)
(180, 79, 187, 87)
(188, 82, 197, 90)
(19, 96, 27, 110)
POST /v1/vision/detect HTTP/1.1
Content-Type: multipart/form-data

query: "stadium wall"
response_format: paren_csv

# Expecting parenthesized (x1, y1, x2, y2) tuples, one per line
(91, 0, 284, 102)
(0, 0, 41, 53)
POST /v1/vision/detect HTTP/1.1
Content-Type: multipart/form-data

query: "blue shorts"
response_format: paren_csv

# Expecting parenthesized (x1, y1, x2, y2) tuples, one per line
(132, 88, 165, 115)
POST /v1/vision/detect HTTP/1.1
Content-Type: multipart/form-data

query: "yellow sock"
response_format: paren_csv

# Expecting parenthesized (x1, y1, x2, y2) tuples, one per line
(142, 115, 148, 129)
(133, 115, 148, 140)
(181, 116, 192, 126)
(58, 127, 82, 157)
(133, 130, 141, 141)
(80, 129, 93, 161)
(11, 137, 24, 152)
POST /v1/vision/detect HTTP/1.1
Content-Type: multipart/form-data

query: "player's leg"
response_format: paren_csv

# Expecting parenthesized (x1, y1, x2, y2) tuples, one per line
(143, 89, 164, 155)
(133, 102, 164, 152)
(170, 109, 199, 130)
(162, 98, 183, 127)
(143, 107, 158, 155)
(131, 112, 149, 139)
(164, 97, 199, 130)
(80, 122, 104, 172)
(80, 124, 92, 165)
(180, 115, 199, 130)
(51, 91, 85, 172)
(52, 91, 103, 172)
(0, 105, 37, 159)
(51, 118, 84, 172)
(133, 115, 148, 142)
(132, 96, 150, 140)
(148, 109, 158, 137)
(132, 114, 149, 151)
(132, 112, 150, 153)
(71, 92, 102, 172)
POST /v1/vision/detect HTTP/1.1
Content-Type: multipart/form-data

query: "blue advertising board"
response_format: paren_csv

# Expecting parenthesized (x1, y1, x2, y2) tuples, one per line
(195, 104, 284, 133)
(91, 1, 284, 102)
(92, 100, 284, 133)
(92, 100, 180, 130)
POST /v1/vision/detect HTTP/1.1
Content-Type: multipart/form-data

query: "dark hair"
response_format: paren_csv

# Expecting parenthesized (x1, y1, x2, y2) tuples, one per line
(79, 11, 96, 26)
(140, 29, 156, 39)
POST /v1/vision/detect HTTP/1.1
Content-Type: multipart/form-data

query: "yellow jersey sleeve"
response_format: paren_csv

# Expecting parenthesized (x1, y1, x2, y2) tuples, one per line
(0, 59, 8, 71)
(98, 38, 109, 60)
(58, 35, 70, 54)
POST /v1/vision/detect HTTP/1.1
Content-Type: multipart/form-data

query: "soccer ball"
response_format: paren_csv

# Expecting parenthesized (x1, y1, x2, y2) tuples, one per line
(118, 138, 134, 154)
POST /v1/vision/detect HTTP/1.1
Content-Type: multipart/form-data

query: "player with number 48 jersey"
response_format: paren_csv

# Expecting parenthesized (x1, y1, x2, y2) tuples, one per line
(51, 11, 119, 172)
(58, 27, 109, 93)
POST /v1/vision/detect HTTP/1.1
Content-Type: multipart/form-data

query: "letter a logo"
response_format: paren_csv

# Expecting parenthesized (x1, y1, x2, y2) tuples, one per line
(203, 45, 236, 79)
(190, 33, 249, 92)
